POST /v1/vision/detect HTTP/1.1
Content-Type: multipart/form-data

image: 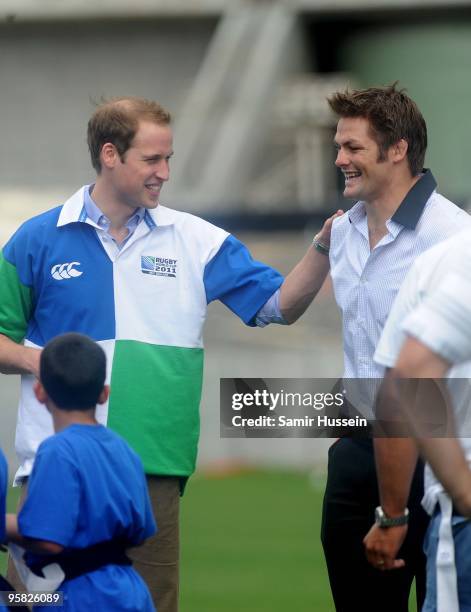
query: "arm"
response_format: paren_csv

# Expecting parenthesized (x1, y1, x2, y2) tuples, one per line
(364, 372, 417, 570)
(0, 333, 40, 377)
(279, 209, 343, 324)
(6, 514, 63, 555)
(395, 337, 471, 517)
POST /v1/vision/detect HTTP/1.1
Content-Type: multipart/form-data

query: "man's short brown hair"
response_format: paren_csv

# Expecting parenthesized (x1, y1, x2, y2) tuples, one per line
(87, 97, 172, 173)
(327, 83, 427, 176)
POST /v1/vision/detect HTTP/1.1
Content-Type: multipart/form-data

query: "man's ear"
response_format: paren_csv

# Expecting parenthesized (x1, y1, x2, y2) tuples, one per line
(97, 384, 110, 405)
(391, 138, 408, 164)
(33, 380, 48, 405)
(100, 143, 120, 170)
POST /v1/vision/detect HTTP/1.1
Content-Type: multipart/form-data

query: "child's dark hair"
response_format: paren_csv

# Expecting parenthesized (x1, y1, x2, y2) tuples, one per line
(40, 333, 106, 410)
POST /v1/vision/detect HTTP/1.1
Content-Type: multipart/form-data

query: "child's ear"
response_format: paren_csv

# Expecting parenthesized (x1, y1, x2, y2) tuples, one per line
(98, 385, 110, 405)
(33, 380, 48, 404)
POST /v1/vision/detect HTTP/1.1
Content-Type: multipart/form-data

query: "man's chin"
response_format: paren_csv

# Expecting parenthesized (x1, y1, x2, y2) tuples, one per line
(343, 186, 359, 199)
(143, 198, 160, 209)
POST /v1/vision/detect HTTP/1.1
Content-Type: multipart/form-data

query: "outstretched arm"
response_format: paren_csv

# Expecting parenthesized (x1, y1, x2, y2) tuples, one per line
(280, 210, 343, 324)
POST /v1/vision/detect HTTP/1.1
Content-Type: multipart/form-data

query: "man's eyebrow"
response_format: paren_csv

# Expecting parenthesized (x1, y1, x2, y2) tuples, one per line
(334, 139, 363, 147)
(142, 151, 174, 160)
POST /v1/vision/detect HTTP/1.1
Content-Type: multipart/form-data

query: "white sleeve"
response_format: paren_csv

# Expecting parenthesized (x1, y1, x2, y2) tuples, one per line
(374, 261, 422, 368)
(402, 267, 471, 364)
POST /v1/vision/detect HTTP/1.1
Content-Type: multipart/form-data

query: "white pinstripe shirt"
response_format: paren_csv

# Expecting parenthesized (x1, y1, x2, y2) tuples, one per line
(329, 170, 471, 385)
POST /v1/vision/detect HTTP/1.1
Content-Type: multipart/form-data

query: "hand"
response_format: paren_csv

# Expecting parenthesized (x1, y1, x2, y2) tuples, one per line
(315, 210, 344, 248)
(363, 523, 408, 570)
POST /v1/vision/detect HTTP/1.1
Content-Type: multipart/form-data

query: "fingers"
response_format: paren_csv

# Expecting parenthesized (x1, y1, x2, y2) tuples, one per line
(317, 209, 345, 244)
(366, 550, 405, 571)
(363, 526, 406, 571)
(324, 209, 344, 229)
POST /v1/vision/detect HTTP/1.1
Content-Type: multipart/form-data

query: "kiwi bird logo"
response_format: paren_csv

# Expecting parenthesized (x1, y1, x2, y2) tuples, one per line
(51, 262, 83, 280)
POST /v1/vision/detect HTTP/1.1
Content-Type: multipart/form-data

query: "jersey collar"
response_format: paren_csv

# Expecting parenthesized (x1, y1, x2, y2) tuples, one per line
(57, 185, 176, 228)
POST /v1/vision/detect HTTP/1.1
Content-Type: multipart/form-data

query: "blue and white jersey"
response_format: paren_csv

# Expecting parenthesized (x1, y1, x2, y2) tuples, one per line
(0, 186, 284, 480)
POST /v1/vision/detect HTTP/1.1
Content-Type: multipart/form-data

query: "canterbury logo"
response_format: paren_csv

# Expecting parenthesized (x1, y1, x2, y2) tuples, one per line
(51, 262, 83, 280)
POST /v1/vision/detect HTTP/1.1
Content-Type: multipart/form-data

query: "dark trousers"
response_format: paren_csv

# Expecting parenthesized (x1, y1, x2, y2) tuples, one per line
(321, 438, 429, 612)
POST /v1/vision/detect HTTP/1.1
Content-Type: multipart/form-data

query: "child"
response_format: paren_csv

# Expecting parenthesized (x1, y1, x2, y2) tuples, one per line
(0, 447, 9, 611)
(5, 333, 156, 611)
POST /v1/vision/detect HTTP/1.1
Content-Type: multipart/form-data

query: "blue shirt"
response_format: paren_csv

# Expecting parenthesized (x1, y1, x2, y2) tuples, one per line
(0, 450, 7, 612)
(18, 425, 155, 612)
(0, 449, 6, 544)
(83, 186, 145, 251)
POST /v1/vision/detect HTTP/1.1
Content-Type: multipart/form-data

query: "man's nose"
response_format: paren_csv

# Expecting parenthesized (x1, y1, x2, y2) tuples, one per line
(335, 148, 348, 167)
(156, 160, 170, 181)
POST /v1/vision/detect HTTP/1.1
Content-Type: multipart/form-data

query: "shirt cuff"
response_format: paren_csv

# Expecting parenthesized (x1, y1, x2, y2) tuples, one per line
(254, 289, 287, 327)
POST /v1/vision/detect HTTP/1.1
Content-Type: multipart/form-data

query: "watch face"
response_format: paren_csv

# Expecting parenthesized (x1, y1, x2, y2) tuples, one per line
(375, 506, 383, 523)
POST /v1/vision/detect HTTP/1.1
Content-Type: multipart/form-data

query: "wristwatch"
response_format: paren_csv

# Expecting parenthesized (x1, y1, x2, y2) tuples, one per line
(375, 506, 409, 528)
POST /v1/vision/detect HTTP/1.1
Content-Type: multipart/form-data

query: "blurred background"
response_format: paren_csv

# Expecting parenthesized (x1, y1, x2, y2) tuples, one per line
(1, 0, 470, 608)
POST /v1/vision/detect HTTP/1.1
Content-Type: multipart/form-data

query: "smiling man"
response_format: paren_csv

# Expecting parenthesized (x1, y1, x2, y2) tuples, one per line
(320, 84, 471, 612)
(0, 96, 341, 612)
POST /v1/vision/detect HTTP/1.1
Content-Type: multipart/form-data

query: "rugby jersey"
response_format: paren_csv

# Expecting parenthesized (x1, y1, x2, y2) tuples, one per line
(0, 186, 283, 481)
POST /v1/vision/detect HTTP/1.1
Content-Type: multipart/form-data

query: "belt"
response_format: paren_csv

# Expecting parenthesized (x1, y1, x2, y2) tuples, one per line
(29, 539, 132, 582)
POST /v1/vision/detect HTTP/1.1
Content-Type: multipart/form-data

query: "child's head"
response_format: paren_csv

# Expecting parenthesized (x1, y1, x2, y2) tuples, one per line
(38, 333, 107, 411)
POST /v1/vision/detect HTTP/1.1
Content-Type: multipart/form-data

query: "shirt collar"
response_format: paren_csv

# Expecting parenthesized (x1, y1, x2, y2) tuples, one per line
(347, 169, 437, 231)
(57, 185, 175, 228)
(390, 169, 437, 230)
(83, 185, 145, 229)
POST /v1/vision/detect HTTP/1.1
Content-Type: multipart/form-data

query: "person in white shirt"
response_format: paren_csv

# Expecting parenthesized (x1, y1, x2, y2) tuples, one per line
(321, 83, 471, 612)
(364, 231, 471, 612)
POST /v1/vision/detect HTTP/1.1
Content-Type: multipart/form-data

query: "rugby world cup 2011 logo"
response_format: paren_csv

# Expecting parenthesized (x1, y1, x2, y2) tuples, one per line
(141, 255, 177, 278)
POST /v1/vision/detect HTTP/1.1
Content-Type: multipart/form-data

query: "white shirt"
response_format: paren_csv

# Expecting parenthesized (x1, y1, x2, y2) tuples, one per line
(329, 170, 471, 418)
(374, 231, 471, 514)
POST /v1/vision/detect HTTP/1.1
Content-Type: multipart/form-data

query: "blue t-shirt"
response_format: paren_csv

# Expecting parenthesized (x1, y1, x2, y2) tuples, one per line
(0, 449, 6, 544)
(0, 449, 8, 612)
(18, 425, 156, 612)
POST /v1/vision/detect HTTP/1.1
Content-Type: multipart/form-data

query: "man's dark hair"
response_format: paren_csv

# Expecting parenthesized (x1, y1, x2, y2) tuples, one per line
(327, 83, 427, 176)
(40, 333, 106, 410)
(87, 96, 172, 173)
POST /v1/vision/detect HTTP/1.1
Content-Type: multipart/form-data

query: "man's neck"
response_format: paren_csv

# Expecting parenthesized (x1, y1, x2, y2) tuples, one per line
(364, 173, 421, 243)
(90, 180, 139, 231)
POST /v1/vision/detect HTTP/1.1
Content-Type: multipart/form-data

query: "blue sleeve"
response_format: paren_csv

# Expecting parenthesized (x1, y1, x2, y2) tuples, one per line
(18, 441, 80, 546)
(204, 235, 284, 326)
(0, 451, 7, 543)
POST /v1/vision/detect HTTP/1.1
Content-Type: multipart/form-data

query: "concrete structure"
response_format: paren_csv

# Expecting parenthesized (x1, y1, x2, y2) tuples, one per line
(3, 0, 470, 216)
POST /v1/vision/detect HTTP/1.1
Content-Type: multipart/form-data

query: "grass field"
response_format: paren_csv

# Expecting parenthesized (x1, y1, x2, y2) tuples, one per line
(180, 469, 334, 612)
(1, 469, 417, 611)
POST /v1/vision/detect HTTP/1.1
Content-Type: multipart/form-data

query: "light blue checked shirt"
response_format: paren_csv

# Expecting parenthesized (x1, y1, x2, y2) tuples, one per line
(329, 170, 471, 383)
(83, 186, 145, 251)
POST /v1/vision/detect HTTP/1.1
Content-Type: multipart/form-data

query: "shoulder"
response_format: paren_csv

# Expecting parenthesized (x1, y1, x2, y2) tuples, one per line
(154, 205, 229, 242)
(152, 205, 230, 263)
(100, 427, 145, 467)
(331, 207, 352, 235)
(422, 192, 471, 229)
(3, 206, 63, 258)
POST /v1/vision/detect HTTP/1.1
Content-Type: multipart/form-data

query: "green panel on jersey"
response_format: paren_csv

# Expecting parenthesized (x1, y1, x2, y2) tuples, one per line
(0, 251, 33, 343)
(108, 340, 204, 476)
